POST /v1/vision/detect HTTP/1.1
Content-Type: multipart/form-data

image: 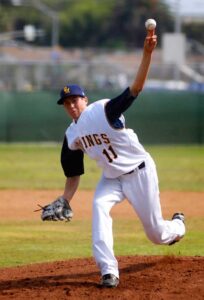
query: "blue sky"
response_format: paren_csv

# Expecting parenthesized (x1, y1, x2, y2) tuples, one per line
(164, 0, 204, 16)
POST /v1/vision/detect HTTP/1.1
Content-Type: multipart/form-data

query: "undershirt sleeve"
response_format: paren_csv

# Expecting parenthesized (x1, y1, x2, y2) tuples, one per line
(105, 87, 138, 123)
(60, 136, 84, 177)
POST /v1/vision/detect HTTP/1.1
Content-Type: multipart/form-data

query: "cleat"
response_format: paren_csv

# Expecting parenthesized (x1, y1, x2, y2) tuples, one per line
(169, 213, 185, 245)
(172, 212, 185, 223)
(100, 274, 119, 288)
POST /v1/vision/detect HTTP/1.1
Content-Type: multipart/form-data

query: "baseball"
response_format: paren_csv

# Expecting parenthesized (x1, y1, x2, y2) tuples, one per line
(145, 19, 157, 30)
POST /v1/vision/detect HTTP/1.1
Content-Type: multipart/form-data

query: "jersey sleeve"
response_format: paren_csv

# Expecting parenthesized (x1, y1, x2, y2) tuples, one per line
(105, 87, 138, 123)
(61, 136, 84, 177)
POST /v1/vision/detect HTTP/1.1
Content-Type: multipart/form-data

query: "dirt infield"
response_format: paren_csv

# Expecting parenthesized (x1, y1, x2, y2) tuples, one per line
(0, 255, 203, 300)
(0, 190, 204, 299)
(1, 190, 204, 221)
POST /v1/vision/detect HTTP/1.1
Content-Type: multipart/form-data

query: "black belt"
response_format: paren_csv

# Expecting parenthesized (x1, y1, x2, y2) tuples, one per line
(125, 162, 145, 175)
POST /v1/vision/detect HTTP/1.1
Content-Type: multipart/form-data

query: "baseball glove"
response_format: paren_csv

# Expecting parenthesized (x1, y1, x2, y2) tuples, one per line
(35, 196, 73, 221)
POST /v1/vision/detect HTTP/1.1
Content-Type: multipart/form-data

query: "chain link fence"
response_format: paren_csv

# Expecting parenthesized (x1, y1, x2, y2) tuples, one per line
(0, 51, 204, 92)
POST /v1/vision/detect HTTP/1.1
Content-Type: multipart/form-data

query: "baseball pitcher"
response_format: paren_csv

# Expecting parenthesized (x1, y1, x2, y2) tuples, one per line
(37, 25, 185, 288)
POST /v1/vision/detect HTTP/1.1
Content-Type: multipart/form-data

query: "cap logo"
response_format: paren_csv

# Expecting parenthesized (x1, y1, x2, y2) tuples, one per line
(63, 86, 70, 94)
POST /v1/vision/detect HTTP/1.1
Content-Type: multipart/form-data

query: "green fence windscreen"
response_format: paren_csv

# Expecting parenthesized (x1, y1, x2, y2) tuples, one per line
(0, 90, 203, 144)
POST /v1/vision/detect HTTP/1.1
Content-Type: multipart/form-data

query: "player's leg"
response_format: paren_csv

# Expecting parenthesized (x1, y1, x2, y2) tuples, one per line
(122, 156, 185, 245)
(92, 175, 124, 279)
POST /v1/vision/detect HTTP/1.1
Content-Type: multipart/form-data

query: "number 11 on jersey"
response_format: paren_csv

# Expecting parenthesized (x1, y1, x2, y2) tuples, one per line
(102, 145, 118, 163)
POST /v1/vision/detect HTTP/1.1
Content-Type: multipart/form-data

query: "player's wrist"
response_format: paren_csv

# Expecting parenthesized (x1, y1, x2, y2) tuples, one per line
(61, 195, 69, 203)
(143, 46, 154, 55)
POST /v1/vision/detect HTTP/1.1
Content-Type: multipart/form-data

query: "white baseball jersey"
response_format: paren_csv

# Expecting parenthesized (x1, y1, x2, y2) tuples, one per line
(66, 99, 148, 178)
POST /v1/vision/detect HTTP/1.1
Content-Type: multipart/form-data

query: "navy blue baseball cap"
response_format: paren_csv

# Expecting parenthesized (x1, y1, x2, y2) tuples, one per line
(57, 84, 86, 105)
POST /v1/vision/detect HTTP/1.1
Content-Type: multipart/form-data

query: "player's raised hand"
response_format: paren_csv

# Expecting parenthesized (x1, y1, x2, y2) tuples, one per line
(144, 34, 157, 53)
(144, 18, 157, 53)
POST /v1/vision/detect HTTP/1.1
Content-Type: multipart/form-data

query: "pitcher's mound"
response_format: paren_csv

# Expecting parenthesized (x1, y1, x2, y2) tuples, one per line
(0, 255, 203, 300)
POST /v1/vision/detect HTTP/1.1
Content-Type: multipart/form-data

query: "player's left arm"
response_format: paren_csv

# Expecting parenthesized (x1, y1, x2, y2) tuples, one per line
(105, 32, 157, 124)
(130, 32, 157, 96)
(105, 88, 136, 124)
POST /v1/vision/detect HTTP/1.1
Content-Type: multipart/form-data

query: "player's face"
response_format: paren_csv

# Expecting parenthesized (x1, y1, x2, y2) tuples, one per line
(63, 96, 88, 120)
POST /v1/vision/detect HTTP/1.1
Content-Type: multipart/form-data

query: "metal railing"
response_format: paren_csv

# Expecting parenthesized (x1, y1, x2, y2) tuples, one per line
(0, 59, 203, 92)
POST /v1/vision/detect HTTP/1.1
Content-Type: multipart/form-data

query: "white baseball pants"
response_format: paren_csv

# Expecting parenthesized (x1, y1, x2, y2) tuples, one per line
(92, 155, 185, 278)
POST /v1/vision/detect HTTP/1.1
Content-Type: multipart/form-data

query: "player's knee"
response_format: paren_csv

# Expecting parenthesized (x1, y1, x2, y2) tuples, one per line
(145, 225, 165, 244)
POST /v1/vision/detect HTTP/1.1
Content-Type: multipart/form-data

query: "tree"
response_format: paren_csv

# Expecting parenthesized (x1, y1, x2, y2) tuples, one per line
(106, 0, 174, 48)
(1, 0, 203, 48)
(60, 0, 114, 47)
(183, 23, 204, 47)
(59, 0, 173, 48)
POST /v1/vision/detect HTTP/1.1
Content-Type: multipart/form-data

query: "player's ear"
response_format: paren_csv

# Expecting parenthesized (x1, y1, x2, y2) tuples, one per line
(84, 96, 88, 105)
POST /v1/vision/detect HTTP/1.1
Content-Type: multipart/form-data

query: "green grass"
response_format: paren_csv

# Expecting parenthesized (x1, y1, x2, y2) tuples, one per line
(0, 143, 101, 190)
(0, 143, 203, 268)
(113, 218, 204, 257)
(0, 221, 92, 267)
(0, 143, 203, 191)
(148, 145, 204, 191)
(0, 218, 203, 268)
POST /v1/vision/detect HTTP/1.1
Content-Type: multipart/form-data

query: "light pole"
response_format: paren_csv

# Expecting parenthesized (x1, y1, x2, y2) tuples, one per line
(11, 0, 59, 47)
(174, 0, 182, 33)
(174, 0, 182, 81)
(32, 0, 59, 47)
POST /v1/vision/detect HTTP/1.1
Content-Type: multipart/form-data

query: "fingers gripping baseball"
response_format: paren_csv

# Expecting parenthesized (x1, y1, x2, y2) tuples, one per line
(144, 18, 157, 53)
(144, 35, 157, 53)
(35, 197, 73, 222)
(145, 19, 156, 34)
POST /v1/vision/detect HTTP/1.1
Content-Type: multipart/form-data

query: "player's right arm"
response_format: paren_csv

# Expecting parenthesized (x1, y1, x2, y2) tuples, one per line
(62, 176, 80, 203)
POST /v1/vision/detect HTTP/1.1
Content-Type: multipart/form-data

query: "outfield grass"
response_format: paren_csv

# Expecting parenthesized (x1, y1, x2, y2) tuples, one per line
(149, 145, 204, 191)
(0, 143, 203, 191)
(0, 143, 203, 268)
(0, 218, 203, 268)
